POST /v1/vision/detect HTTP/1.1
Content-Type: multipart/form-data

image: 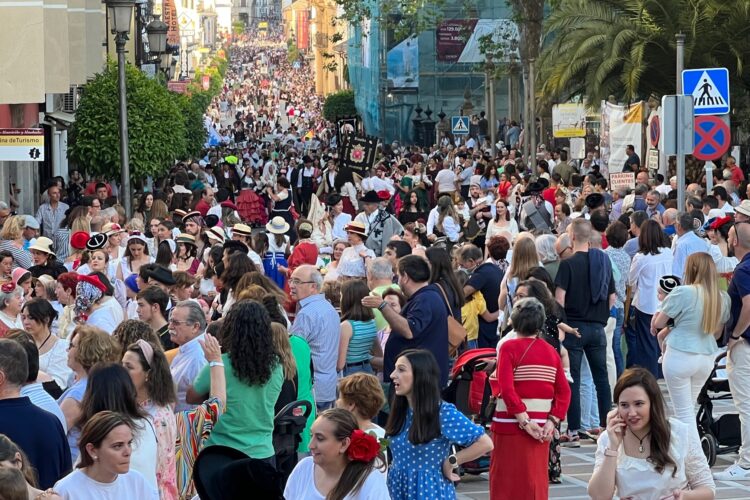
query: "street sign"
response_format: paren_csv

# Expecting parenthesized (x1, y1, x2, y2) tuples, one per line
(682, 68, 730, 116)
(647, 148, 659, 170)
(451, 116, 470, 135)
(0, 128, 44, 161)
(693, 115, 731, 161)
(649, 115, 660, 147)
(661, 95, 694, 155)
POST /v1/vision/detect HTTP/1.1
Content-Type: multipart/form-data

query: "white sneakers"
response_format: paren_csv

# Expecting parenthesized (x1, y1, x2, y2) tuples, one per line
(713, 463, 750, 481)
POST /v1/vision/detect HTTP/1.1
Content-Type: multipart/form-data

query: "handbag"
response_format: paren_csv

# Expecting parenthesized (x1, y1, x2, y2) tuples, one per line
(436, 283, 468, 357)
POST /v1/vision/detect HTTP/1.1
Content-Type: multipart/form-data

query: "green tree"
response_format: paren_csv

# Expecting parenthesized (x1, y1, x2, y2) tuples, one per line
(174, 92, 209, 158)
(538, 0, 750, 108)
(323, 90, 357, 121)
(69, 62, 187, 181)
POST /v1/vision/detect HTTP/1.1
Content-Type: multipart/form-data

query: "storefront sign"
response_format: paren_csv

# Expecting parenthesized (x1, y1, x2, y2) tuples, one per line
(0, 128, 44, 161)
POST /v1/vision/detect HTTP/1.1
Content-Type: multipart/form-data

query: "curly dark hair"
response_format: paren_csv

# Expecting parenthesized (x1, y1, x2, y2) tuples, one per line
(222, 300, 278, 386)
(220, 253, 256, 292)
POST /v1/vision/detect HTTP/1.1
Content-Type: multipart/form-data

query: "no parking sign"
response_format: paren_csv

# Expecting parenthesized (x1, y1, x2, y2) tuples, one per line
(693, 115, 730, 161)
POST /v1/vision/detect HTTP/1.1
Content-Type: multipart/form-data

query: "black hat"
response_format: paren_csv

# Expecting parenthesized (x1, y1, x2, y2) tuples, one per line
(523, 182, 544, 196)
(585, 193, 605, 210)
(86, 233, 108, 251)
(659, 275, 681, 295)
(302, 155, 313, 164)
(204, 214, 219, 228)
(359, 190, 382, 204)
(148, 265, 176, 286)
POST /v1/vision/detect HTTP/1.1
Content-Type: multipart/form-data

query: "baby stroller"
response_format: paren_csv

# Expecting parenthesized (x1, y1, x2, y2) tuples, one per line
(442, 348, 497, 475)
(696, 351, 741, 466)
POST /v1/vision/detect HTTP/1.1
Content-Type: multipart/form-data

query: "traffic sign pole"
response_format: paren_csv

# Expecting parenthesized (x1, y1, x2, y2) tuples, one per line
(676, 97, 685, 211)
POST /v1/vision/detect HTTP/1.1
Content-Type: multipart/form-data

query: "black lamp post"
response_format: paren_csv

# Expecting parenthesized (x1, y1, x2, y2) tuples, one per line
(105, 0, 136, 218)
(146, 17, 168, 81)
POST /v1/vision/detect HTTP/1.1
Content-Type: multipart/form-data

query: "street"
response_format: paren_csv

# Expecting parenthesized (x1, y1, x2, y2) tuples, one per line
(456, 382, 750, 499)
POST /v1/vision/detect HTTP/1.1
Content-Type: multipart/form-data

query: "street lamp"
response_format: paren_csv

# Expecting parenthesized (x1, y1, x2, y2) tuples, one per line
(146, 18, 168, 56)
(106, 0, 136, 218)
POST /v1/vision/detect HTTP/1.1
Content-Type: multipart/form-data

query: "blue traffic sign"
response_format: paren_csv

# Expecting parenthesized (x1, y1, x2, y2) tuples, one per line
(451, 116, 470, 135)
(693, 115, 730, 161)
(682, 68, 730, 115)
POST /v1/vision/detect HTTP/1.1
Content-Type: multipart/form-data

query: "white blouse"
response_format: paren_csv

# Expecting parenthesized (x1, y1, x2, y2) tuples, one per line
(39, 338, 73, 390)
(594, 418, 715, 500)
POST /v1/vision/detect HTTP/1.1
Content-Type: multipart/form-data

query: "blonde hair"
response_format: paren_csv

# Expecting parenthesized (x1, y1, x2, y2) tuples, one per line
(0, 215, 24, 240)
(509, 237, 539, 281)
(151, 199, 169, 220)
(270, 323, 296, 381)
(683, 253, 723, 335)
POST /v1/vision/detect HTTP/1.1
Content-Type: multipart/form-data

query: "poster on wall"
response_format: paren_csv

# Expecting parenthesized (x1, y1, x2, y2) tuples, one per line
(552, 103, 586, 138)
(599, 101, 644, 177)
(387, 36, 419, 90)
(436, 19, 518, 63)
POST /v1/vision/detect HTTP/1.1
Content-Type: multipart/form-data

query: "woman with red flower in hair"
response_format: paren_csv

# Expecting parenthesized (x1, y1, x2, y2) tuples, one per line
(284, 408, 389, 499)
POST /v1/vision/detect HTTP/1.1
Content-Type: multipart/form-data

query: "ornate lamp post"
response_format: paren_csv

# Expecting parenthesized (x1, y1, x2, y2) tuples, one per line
(106, 0, 136, 218)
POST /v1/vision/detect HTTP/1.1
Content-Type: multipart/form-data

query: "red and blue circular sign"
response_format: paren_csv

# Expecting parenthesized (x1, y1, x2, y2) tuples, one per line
(649, 116, 660, 147)
(693, 115, 730, 161)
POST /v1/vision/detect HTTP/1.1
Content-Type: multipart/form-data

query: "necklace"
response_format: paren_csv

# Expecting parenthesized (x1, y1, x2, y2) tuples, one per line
(629, 428, 651, 453)
(37, 332, 53, 352)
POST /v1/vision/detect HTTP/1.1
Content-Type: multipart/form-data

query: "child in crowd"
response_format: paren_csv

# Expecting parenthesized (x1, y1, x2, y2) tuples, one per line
(456, 270, 487, 351)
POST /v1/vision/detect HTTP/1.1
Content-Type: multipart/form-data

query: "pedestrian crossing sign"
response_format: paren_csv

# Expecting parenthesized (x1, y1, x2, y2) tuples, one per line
(451, 116, 470, 135)
(682, 68, 730, 116)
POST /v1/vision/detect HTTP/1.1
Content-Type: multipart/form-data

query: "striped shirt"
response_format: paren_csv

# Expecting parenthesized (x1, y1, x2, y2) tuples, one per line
(20, 383, 67, 432)
(35, 201, 69, 237)
(345, 320, 377, 364)
(291, 293, 340, 403)
(491, 337, 571, 435)
(0, 239, 32, 269)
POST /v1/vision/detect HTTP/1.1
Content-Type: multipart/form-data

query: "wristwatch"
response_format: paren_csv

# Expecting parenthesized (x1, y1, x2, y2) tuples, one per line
(518, 418, 531, 429)
(448, 454, 458, 467)
(377, 301, 388, 311)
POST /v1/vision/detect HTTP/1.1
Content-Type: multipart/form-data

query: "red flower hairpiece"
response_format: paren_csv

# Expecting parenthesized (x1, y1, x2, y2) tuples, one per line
(346, 429, 381, 463)
(1, 282, 16, 293)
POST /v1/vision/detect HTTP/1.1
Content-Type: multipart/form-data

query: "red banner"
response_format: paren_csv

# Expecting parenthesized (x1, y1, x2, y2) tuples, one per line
(296, 11, 310, 50)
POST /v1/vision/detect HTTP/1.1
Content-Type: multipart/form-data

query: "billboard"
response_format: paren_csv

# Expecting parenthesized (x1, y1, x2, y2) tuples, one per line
(600, 101, 645, 177)
(552, 103, 586, 138)
(436, 19, 518, 64)
(0, 129, 44, 161)
(387, 36, 419, 90)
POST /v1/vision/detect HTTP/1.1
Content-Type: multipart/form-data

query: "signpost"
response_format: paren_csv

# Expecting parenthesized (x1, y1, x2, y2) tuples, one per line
(451, 116, 470, 135)
(0, 128, 44, 161)
(647, 149, 659, 170)
(682, 68, 730, 116)
(661, 95, 694, 210)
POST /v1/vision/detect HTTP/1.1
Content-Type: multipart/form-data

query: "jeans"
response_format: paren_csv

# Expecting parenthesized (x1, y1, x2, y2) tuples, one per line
(612, 307, 625, 377)
(728, 339, 750, 467)
(579, 356, 600, 430)
(563, 320, 612, 432)
(662, 347, 714, 443)
(342, 362, 374, 377)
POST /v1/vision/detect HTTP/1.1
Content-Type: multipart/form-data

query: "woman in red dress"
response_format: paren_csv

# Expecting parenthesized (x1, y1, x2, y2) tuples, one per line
(489, 297, 571, 500)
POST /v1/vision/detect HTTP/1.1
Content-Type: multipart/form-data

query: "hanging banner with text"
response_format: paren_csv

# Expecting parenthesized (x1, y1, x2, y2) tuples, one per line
(552, 103, 586, 138)
(0, 128, 44, 161)
(600, 101, 644, 178)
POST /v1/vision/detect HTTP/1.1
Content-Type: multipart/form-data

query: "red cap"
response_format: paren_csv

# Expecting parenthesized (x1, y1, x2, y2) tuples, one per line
(377, 190, 391, 200)
(70, 231, 90, 250)
(77, 273, 107, 293)
(709, 215, 732, 230)
(220, 200, 239, 211)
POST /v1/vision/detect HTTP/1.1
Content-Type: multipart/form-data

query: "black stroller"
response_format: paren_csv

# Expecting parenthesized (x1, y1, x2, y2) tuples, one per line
(696, 352, 741, 466)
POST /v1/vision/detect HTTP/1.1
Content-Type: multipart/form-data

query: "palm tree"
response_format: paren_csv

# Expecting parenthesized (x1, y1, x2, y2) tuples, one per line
(538, 0, 750, 108)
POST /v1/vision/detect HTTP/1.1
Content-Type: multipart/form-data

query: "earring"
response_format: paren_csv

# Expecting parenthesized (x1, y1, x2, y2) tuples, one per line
(93, 456, 98, 461)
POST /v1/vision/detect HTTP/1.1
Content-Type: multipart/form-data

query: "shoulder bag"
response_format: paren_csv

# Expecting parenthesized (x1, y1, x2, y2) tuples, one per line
(436, 283, 468, 357)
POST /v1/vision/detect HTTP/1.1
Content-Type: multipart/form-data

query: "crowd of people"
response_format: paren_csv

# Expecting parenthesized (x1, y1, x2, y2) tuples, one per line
(1, 25, 750, 500)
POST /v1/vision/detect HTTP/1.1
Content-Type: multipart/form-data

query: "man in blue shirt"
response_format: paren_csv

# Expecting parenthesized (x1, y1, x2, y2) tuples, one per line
(672, 211, 710, 279)
(0, 339, 71, 489)
(363, 255, 450, 387)
(715, 222, 750, 480)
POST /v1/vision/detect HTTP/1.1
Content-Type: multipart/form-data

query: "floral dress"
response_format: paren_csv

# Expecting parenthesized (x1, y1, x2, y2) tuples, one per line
(142, 401, 178, 500)
(387, 402, 485, 500)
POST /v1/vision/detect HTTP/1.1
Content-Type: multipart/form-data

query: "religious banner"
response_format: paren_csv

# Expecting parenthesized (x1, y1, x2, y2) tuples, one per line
(340, 134, 378, 175)
(600, 100, 645, 177)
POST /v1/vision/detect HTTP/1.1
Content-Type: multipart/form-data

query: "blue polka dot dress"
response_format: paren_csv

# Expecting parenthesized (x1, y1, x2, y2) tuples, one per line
(387, 402, 486, 499)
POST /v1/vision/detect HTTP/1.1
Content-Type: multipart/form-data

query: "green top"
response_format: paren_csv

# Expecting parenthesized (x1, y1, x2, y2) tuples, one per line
(372, 283, 401, 332)
(193, 353, 283, 459)
(289, 335, 314, 452)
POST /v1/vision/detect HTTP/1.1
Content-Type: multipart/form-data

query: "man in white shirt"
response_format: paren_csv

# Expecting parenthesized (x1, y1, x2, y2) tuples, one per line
(169, 301, 207, 412)
(435, 163, 457, 197)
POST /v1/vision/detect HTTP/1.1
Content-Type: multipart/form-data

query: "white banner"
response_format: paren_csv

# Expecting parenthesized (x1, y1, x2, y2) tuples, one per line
(600, 101, 644, 177)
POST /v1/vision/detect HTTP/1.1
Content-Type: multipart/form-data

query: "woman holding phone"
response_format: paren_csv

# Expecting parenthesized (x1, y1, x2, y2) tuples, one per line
(588, 368, 715, 500)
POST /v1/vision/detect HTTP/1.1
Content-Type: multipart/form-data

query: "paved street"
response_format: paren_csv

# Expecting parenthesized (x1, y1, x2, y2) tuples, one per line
(456, 382, 750, 499)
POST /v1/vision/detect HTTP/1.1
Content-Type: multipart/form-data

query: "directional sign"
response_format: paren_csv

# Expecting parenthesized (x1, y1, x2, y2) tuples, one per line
(682, 68, 730, 116)
(451, 116, 470, 135)
(693, 115, 730, 161)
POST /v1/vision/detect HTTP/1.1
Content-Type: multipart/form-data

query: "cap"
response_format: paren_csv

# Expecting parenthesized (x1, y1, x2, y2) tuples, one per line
(24, 216, 40, 230)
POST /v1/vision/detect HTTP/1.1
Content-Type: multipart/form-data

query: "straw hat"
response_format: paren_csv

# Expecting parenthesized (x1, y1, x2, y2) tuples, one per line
(345, 221, 368, 238)
(28, 237, 55, 256)
(266, 216, 290, 235)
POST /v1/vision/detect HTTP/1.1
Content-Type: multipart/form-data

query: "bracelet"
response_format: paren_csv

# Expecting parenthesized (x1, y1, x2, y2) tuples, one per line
(603, 448, 618, 457)
(547, 415, 560, 426)
(209, 361, 224, 368)
(518, 418, 530, 429)
(377, 302, 388, 311)
(731, 335, 742, 340)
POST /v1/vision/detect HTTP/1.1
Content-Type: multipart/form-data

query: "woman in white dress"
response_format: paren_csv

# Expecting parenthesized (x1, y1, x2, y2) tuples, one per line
(54, 411, 158, 500)
(588, 368, 715, 500)
(116, 233, 153, 282)
(485, 198, 519, 243)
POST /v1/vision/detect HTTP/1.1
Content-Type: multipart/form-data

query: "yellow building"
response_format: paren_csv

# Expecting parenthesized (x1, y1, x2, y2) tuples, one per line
(282, 0, 348, 96)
